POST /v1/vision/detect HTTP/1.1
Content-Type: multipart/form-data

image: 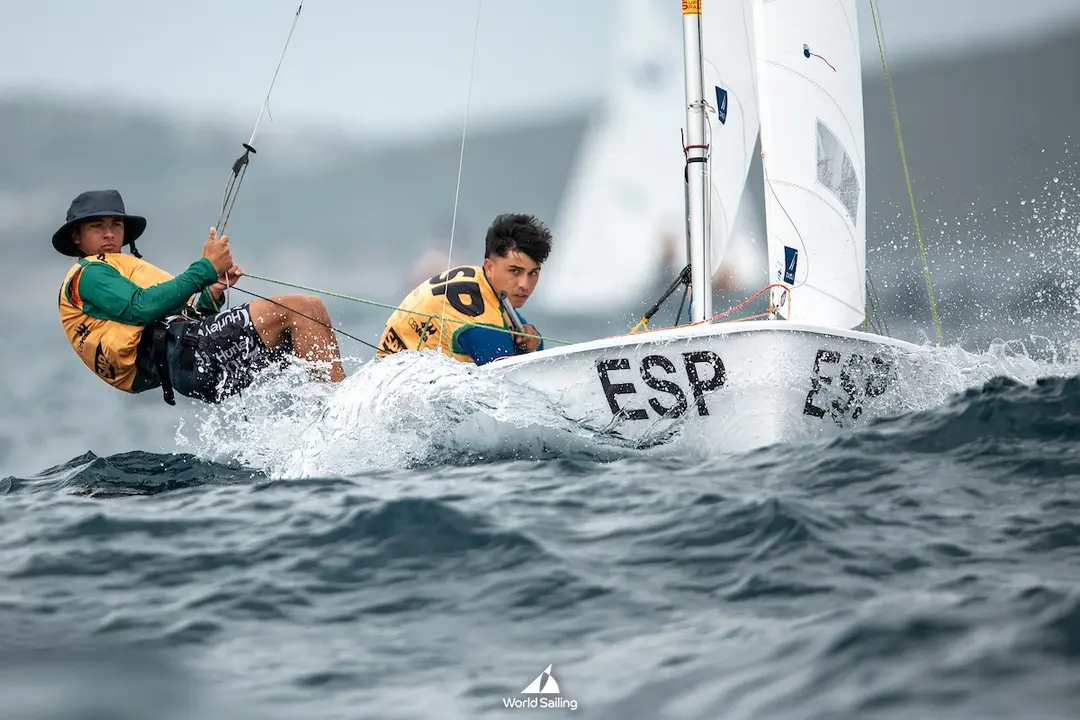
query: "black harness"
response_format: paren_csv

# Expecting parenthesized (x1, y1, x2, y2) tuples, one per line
(148, 311, 204, 406)
(150, 322, 175, 406)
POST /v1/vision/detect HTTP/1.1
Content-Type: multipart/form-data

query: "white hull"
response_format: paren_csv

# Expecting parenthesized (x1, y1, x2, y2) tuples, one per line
(481, 321, 925, 453)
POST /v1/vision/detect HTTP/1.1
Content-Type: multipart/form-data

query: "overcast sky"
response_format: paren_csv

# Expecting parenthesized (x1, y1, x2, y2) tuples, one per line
(3, 0, 1080, 136)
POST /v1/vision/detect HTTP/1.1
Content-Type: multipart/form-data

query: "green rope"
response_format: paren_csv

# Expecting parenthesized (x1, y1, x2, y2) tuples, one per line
(870, 0, 943, 346)
(241, 271, 572, 346)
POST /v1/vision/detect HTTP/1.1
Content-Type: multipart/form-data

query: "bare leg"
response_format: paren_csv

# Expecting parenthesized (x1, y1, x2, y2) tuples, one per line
(248, 295, 345, 382)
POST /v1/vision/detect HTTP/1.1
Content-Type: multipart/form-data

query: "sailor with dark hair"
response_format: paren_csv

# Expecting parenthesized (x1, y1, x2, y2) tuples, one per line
(54, 189, 346, 405)
(377, 212, 553, 365)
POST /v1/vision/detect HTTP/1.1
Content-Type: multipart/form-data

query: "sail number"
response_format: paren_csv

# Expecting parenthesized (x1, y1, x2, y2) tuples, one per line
(803, 348, 895, 426)
(595, 351, 726, 420)
(428, 266, 486, 317)
(592, 347, 892, 425)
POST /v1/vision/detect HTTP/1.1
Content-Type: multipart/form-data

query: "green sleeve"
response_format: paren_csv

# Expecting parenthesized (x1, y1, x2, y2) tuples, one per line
(194, 286, 223, 315)
(76, 258, 219, 326)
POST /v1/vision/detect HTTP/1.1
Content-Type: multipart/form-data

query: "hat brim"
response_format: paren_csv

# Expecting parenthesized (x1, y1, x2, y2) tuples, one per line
(52, 212, 147, 257)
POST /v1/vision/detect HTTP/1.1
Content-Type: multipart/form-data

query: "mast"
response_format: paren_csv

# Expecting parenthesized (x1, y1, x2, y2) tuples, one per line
(681, 0, 710, 321)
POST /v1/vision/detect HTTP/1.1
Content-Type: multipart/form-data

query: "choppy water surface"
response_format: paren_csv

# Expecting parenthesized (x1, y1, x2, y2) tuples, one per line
(3, 344, 1080, 719)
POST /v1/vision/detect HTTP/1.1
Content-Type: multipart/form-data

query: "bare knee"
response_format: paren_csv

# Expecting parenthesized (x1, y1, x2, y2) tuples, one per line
(291, 295, 329, 325)
(264, 295, 330, 327)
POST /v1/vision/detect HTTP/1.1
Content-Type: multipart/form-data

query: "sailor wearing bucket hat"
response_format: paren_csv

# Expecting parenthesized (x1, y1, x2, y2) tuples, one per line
(54, 189, 345, 405)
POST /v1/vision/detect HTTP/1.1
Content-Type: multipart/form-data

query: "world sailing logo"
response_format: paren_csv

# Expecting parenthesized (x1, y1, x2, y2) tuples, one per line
(502, 664, 579, 711)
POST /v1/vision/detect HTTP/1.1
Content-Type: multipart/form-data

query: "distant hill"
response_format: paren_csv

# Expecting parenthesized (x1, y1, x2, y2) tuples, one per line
(0, 94, 586, 311)
(4, 17, 1080, 341)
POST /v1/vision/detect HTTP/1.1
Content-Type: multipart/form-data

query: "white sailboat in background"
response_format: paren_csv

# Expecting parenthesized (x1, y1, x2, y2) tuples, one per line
(485, 0, 923, 451)
(537, 0, 760, 315)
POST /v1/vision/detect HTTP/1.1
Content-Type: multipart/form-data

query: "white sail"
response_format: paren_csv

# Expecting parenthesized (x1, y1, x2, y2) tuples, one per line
(539, 0, 757, 315)
(752, 0, 866, 330)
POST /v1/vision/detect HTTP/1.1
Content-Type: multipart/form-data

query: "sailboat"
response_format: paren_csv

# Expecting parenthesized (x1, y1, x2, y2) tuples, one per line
(480, 0, 924, 451)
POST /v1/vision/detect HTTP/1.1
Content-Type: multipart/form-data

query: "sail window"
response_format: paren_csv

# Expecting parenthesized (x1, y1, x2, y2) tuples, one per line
(815, 119, 859, 224)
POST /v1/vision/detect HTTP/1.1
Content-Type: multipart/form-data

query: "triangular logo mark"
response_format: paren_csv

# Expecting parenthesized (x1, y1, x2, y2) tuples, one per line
(521, 664, 561, 694)
(715, 86, 728, 125)
(783, 246, 799, 284)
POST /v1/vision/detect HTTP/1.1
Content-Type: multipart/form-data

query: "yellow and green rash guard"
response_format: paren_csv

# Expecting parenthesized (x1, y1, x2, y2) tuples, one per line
(58, 253, 221, 393)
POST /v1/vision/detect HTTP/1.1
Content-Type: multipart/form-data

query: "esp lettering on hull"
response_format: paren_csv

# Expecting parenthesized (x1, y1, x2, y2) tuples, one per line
(803, 348, 895, 426)
(595, 350, 726, 420)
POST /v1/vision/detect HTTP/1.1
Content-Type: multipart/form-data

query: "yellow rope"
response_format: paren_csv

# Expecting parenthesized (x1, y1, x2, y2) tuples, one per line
(869, 0, 943, 345)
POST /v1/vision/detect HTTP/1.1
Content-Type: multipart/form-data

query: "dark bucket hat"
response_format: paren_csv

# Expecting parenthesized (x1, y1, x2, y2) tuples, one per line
(51, 189, 147, 257)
